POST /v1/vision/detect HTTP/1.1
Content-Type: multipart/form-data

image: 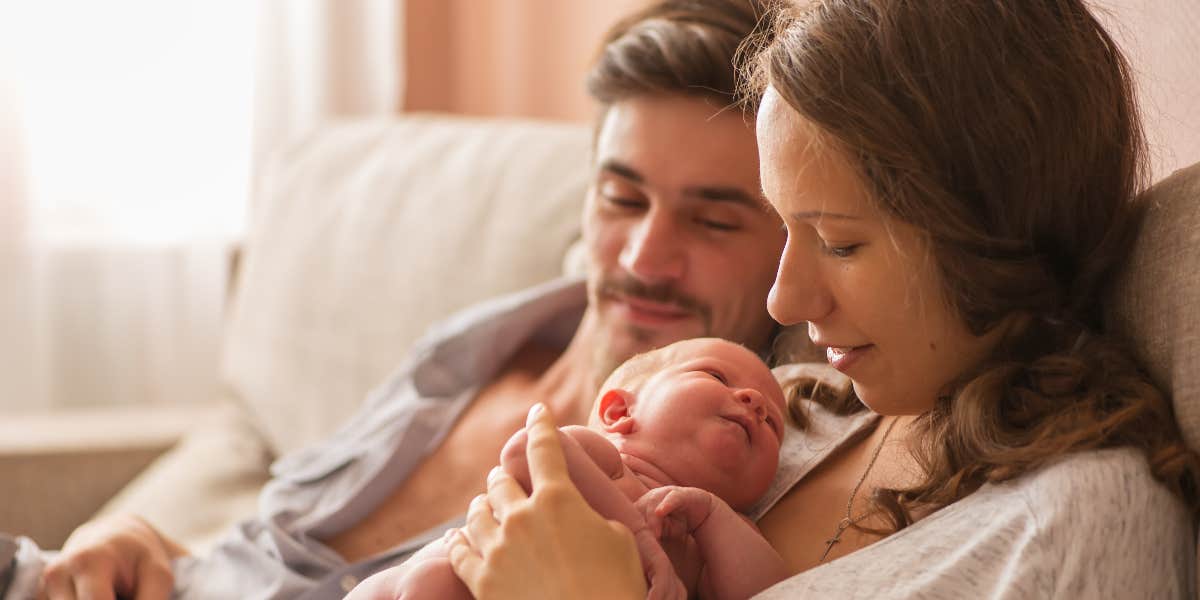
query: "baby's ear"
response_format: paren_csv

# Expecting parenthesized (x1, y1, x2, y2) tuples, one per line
(598, 389, 637, 435)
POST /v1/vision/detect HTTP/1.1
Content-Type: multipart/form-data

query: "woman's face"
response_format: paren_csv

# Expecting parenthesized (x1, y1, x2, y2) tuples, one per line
(756, 87, 1003, 415)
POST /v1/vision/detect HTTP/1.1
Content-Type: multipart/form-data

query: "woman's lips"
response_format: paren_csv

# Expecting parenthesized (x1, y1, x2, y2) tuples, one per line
(826, 344, 874, 373)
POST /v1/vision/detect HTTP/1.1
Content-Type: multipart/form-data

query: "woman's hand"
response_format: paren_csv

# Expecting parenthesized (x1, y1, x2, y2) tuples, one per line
(446, 403, 649, 600)
(38, 514, 187, 600)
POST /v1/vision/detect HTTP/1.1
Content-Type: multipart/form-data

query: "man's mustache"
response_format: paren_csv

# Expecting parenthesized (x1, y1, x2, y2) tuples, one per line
(598, 276, 711, 322)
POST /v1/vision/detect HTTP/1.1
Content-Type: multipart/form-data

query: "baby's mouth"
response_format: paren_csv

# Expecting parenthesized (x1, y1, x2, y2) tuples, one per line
(721, 414, 753, 444)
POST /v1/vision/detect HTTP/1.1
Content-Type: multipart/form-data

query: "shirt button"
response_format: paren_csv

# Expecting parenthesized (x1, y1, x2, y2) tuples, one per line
(340, 574, 359, 592)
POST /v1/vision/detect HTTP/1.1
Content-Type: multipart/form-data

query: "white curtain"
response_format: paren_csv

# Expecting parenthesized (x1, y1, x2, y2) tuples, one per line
(252, 0, 404, 214)
(0, 1, 256, 412)
(0, 0, 406, 414)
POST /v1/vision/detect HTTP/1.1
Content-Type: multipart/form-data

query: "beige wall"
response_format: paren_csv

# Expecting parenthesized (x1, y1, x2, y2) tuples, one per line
(403, 0, 1199, 179)
(1097, 0, 1200, 180)
(404, 0, 647, 122)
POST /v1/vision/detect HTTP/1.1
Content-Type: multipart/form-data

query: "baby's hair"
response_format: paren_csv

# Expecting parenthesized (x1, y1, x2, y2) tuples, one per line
(602, 338, 764, 394)
(601, 348, 671, 393)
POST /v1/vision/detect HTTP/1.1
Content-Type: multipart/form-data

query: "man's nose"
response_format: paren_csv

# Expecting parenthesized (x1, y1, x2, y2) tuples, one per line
(617, 209, 686, 283)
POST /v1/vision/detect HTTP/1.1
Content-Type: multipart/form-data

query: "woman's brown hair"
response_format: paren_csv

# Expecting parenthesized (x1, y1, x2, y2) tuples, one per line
(751, 0, 1199, 529)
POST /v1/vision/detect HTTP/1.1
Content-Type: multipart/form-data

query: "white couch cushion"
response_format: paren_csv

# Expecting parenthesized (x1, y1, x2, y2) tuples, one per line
(223, 115, 591, 454)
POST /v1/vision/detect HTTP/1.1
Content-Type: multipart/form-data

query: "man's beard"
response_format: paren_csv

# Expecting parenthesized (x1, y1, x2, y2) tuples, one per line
(589, 273, 714, 381)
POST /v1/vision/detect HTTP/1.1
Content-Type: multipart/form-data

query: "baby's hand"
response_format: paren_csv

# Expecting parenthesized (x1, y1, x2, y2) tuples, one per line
(636, 486, 719, 541)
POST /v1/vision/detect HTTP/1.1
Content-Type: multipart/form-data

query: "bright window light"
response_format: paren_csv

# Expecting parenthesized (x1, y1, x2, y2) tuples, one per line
(1, 0, 256, 244)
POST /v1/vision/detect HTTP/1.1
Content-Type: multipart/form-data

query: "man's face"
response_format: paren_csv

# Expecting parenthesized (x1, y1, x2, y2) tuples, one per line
(583, 95, 785, 373)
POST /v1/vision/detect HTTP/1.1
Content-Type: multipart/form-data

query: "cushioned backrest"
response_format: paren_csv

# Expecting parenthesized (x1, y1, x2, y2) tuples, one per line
(1105, 162, 1200, 450)
(222, 115, 591, 454)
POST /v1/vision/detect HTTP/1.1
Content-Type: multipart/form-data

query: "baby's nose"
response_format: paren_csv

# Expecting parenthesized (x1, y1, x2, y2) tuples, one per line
(736, 388, 767, 420)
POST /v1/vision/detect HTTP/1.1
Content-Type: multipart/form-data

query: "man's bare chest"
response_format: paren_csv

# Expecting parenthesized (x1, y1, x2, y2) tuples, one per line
(323, 374, 539, 561)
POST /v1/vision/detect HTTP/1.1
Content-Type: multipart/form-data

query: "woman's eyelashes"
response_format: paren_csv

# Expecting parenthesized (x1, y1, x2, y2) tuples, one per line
(820, 241, 862, 258)
(782, 223, 863, 258)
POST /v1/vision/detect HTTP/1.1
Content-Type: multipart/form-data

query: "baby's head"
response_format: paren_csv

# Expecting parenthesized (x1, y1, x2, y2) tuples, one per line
(590, 337, 786, 511)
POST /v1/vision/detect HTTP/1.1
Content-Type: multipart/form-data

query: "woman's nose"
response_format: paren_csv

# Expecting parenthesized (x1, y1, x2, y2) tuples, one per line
(618, 209, 685, 284)
(768, 236, 833, 325)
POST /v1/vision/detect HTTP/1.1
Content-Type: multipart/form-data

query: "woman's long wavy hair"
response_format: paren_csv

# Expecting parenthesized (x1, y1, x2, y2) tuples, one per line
(748, 0, 1200, 530)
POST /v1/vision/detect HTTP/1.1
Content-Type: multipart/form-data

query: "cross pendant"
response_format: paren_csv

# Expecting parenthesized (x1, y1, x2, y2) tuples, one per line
(819, 536, 841, 562)
(819, 518, 853, 562)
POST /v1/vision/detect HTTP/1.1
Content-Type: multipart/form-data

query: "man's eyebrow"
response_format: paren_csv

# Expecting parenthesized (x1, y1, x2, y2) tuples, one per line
(599, 159, 766, 210)
(683, 186, 768, 210)
(599, 159, 644, 183)
(790, 210, 861, 220)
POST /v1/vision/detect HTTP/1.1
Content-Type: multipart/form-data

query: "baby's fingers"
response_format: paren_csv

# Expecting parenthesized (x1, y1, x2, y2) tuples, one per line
(634, 488, 672, 537)
(653, 487, 691, 518)
(651, 487, 712, 537)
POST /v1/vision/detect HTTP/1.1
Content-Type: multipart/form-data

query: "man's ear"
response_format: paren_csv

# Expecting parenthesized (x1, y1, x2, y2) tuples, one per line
(598, 389, 637, 435)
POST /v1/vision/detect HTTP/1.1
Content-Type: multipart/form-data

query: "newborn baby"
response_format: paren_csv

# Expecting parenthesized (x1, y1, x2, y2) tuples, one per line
(346, 337, 791, 600)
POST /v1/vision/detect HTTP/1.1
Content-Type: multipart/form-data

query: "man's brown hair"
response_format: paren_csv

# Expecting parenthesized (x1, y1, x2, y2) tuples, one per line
(587, 0, 769, 114)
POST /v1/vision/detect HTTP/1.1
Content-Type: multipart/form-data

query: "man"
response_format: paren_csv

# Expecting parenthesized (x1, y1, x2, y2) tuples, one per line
(12, 1, 782, 597)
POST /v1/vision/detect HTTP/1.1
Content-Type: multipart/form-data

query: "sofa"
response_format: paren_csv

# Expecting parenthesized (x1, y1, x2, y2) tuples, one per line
(1, 114, 1196, 581)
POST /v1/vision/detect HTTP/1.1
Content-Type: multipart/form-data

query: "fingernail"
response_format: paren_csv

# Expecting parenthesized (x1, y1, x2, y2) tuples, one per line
(529, 403, 545, 418)
(443, 528, 456, 541)
(488, 466, 503, 482)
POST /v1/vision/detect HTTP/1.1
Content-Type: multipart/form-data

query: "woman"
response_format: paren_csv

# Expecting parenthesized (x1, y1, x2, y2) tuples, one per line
(446, 0, 1200, 597)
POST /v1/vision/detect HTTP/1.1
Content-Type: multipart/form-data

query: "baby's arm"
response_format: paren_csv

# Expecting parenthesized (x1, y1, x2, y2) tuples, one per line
(500, 426, 685, 600)
(343, 536, 471, 600)
(638, 486, 790, 600)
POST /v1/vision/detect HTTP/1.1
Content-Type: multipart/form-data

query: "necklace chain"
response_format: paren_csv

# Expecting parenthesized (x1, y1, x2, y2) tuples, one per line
(819, 417, 898, 563)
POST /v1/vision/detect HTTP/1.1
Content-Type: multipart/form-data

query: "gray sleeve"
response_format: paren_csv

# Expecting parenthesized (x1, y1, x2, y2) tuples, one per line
(754, 448, 1194, 599)
(0, 535, 52, 600)
(1018, 451, 1195, 599)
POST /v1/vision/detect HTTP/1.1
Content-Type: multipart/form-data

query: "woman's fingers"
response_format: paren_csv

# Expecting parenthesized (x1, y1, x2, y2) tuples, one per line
(448, 405, 651, 600)
(464, 494, 500, 553)
(445, 529, 485, 594)
(524, 404, 571, 492)
(485, 466, 528, 520)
